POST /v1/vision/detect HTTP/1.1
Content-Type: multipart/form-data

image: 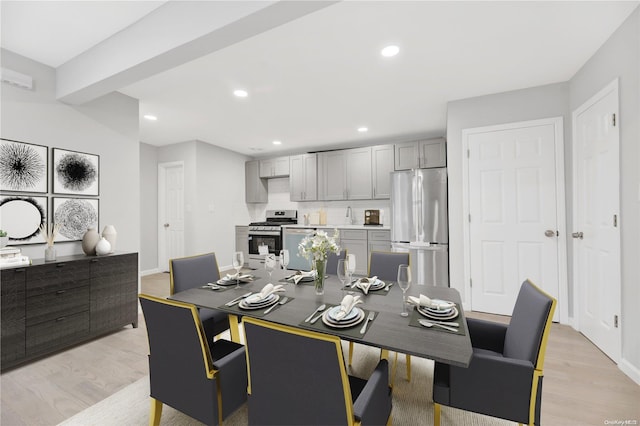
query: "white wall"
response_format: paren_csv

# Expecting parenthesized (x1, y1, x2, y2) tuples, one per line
(1, 49, 140, 260)
(446, 82, 571, 306)
(569, 7, 640, 381)
(140, 142, 158, 272)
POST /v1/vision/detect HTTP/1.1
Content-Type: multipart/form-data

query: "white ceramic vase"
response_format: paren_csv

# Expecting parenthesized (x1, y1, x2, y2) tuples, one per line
(95, 237, 112, 256)
(102, 225, 117, 253)
(82, 228, 100, 256)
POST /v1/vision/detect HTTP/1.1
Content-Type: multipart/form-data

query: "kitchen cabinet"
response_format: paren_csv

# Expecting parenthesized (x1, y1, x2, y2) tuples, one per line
(339, 229, 368, 276)
(394, 138, 446, 170)
(368, 229, 391, 255)
(245, 160, 268, 203)
(235, 225, 249, 261)
(318, 147, 372, 200)
(1, 253, 138, 371)
(290, 154, 317, 201)
(371, 144, 394, 199)
(259, 156, 290, 178)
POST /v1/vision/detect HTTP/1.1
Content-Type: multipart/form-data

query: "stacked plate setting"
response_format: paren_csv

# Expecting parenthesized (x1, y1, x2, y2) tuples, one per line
(217, 274, 253, 286)
(239, 293, 280, 310)
(357, 279, 385, 292)
(322, 306, 365, 328)
(417, 300, 459, 321)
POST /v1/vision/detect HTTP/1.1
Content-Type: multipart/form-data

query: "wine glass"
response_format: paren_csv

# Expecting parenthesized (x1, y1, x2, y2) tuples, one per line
(264, 254, 276, 285)
(279, 249, 289, 271)
(232, 251, 244, 289)
(337, 259, 349, 294)
(345, 254, 356, 293)
(397, 264, 411, 317)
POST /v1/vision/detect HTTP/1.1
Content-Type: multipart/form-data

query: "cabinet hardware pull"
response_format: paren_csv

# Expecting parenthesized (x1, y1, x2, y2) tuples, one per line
(15, 268, 25, 273)
(56, 316, 66, 322)
(56, 263, 65, 267)
(91, 259, 99, 263)
(56, 290, 66, 295)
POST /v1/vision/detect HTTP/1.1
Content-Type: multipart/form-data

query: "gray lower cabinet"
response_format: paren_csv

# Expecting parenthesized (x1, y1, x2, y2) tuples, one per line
(235, 225, 249, 261)
(339, 229, 368, 276)
(368, 229, 392, 256)
(0, 252, 138, 371)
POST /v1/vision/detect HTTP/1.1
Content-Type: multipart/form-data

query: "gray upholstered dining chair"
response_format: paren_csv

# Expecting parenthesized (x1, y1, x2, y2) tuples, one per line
(326, 250, 347, 275)
(348, 251, 411, 381)
(242, 316, 393, 426)
(169, 252, 230, 341)
(432, 279, 556, 426)
(139, 294, 247, 426)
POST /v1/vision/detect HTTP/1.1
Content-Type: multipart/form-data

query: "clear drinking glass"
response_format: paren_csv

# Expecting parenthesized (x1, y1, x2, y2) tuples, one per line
(232, 251, 244, 289)
(337, 259, 349, 293)
(397, 264, 411, 317)
(279, 249, 289, 271)
(264, 254, 276, 285)
(346, 254, 356, 294)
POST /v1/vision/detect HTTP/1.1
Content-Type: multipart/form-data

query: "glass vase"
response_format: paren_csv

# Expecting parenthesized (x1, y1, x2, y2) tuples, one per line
(313, 258, 327, 295)
(45, 246, 56, 262)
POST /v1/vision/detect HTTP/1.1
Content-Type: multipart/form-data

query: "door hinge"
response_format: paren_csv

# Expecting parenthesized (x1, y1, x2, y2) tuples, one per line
(467, 149, 470, 159)
(470, 278, 472, 288)
(611, 113, 616, 127)
(468, 214, 471, 222)
(614, 315, 619, 328)
(613, 214, 617, 227)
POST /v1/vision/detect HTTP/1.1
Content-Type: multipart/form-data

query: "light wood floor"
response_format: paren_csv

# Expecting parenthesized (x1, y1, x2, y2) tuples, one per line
(1, 272, 638, 425)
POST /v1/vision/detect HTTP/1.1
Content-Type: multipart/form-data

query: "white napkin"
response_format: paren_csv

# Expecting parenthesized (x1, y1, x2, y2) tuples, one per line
(246, 283, 285, 303)
(334, 294, 363, 320)
(223, 272, 252, 282)
(407, 294, 455, 310)
(287, 270, 316, 285)
(355, 276, 379, 295)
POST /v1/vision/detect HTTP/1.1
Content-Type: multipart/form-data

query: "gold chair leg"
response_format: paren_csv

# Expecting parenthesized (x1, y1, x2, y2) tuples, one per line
(390, 352, 399, 388)
(434, 403, 441, 426)
(348, 342, 354, 365)
(149, 398, 163, 426)
(406, 354, 412, 382)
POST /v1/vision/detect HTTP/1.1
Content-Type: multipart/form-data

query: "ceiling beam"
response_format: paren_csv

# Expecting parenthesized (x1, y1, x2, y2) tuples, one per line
(56, 1, 337, 105)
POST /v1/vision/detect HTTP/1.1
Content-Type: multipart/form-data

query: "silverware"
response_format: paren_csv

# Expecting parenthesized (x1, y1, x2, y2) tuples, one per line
(305, 304, 326, 322)
(360, 311, 376, 334)
(264, 296, 289, 314)
(309, 310, 327, 324)
(418, 320, 458, 332)
(225, 292, 252, 306)
(384, 282, 393, 292)
(421, 319, 459, 327)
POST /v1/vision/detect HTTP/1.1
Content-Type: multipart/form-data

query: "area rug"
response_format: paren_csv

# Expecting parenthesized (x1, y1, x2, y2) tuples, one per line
(59, 342, 512, 425)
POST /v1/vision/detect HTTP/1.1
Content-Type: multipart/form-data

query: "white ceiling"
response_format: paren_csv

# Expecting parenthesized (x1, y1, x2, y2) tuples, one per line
(2, 1, 638, 157)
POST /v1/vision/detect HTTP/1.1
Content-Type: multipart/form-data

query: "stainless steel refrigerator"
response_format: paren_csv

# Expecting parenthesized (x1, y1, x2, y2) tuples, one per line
(390, 168, 449, 286)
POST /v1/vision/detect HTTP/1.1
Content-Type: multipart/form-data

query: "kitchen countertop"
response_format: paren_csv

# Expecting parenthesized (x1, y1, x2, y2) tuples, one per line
(282, 224, 390, 230)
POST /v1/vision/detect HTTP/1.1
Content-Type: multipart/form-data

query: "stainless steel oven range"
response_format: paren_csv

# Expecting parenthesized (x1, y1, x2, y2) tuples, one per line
(248, 210, 297, 260)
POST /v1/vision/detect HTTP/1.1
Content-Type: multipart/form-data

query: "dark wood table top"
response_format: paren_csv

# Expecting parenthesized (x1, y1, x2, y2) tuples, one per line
(169, 265, 472, 367)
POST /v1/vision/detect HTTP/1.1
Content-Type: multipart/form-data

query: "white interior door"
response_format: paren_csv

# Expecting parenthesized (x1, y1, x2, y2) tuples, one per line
(466, 119, 564, 319)
(573, 80, 621, 362)
(158, 162, 184, 272)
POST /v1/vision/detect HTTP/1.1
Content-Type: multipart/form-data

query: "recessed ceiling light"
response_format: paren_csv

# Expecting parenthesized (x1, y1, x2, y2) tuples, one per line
(272, 140, 282, 145)
(381, 45, 399, 57)
(143, 114, 157, 121)
(233, 89, 248, 98)
(357, 127, 369, 133)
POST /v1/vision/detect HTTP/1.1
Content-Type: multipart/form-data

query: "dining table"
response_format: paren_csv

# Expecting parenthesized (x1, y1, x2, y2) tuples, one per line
(169, 261, 473, 368)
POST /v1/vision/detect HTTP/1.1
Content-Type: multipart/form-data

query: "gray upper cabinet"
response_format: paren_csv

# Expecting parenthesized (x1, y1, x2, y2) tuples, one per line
(394, 138, 446, 170)
(290, 154, 317, 201)
(259, 156, 290, 178)
(318, 147, 372, 200)
(371, 144, 394, 199)
(245, 160, 268, 203)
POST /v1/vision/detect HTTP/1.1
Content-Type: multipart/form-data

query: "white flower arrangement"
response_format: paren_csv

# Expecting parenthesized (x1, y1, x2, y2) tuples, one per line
(298, 229, 340, 263)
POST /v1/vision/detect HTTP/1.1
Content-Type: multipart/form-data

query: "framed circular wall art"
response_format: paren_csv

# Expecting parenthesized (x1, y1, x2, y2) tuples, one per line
(52, 148, 99, 196)
(0, 139, 48, 193)
(0, 195, 47, 245)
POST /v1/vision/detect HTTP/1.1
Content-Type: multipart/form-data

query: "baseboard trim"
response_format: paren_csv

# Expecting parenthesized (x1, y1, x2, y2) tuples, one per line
(140, 268, 160, 277)
(619, 358, 640, 385)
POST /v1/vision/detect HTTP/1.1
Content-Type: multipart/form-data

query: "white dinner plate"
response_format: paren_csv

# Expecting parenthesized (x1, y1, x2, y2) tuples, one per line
(417, 305, 459, 321)
(322, 307, 365, 328)
(326, 305, 359, 322)
(239, 294, 279, 310)
(357, 279, 385, 291)
(217, 275, 253, 286)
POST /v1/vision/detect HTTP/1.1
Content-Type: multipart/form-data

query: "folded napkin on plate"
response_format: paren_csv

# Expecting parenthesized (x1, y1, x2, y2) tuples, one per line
(223, 272, 252, 281)
(246, 283, 285, 302)
(407, 294, 455, 310)
(354, 276, 380, 295)
(334, 294, 363, 320)
(286, 270, 316, 285)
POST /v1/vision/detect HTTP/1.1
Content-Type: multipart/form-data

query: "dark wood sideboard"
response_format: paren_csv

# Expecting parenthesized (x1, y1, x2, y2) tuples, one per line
(1, 252, 138, 371)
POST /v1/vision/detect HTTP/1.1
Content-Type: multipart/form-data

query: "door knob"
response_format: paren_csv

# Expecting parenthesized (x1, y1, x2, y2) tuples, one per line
(164, 223, 170, 228)
(572, 232, 584, 239)
(544, 230, 557, 237)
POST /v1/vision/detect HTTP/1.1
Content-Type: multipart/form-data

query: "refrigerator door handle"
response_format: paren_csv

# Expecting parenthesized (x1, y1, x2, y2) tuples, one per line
(417, 172, 423, 241)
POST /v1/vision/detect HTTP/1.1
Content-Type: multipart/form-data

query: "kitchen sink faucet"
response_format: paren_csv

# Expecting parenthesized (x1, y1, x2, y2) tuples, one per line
(346, 206, 354, 225)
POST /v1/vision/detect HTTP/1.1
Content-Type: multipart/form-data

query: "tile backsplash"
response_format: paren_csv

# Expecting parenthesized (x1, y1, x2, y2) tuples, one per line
(246, 177, 390, 226)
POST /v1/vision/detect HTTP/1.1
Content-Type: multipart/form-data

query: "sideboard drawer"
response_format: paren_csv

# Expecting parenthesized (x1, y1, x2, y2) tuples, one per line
(26, 285, 90, 327)
(26, 310, 90, 355)
(27, 261, 90, 297)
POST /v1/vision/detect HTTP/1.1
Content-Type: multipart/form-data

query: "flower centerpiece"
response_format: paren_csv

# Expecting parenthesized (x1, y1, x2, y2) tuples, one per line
(298, 229, 340, 295)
